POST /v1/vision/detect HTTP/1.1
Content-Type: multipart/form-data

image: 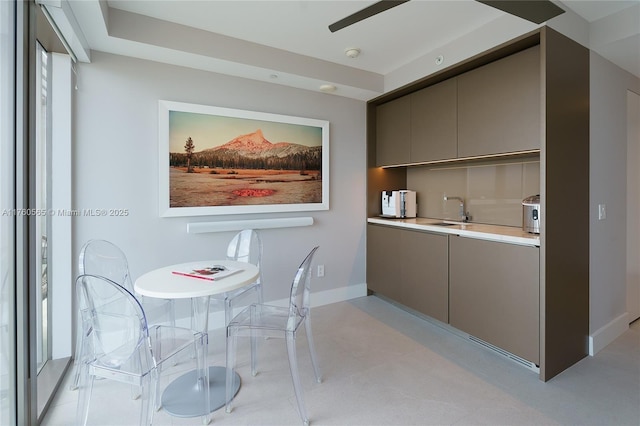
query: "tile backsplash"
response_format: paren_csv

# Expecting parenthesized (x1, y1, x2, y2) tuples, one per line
(406, 160, 540, 227)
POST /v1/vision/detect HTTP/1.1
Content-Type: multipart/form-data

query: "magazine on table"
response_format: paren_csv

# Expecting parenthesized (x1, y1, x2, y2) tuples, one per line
(171, 264, 242, 281)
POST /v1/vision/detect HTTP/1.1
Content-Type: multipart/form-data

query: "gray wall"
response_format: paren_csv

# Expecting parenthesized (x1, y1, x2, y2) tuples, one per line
(590, 52, 640, 335)
(73, 52, 367, 324)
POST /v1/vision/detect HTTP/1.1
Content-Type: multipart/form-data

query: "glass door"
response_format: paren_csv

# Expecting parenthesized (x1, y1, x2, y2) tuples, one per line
(1, 2, 73, 422)
(0, 1, 17, 424)
(35, 42, 51, 375)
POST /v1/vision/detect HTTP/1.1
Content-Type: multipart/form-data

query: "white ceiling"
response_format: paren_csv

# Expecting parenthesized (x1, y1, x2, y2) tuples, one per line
(105, 0, 505, 75)
(57, 0, 640, 100)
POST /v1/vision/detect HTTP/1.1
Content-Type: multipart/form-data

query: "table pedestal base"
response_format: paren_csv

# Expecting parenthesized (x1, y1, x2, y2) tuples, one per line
(161, 366, 241, 417)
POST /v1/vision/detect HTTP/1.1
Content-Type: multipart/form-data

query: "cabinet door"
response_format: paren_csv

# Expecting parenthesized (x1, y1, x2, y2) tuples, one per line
(367, 224, 402, 301)
(449, 236, 540, 364)
(457, 45, 541, 157)
(400, 230, 449, 322)
(376, 96, 411, 167)
(410, 79, 457, 162)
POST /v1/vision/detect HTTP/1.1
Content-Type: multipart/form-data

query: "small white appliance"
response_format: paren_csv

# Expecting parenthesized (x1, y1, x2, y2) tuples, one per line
(522, 194, 540, 234)
(381, 190, 416, 218)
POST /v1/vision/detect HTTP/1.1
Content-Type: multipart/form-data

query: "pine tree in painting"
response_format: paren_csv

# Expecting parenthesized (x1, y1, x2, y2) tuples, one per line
(184, 137, 195, 173)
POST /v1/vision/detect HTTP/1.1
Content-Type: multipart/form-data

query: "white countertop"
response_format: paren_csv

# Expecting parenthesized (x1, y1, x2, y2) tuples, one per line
(368, 217, 540, 247)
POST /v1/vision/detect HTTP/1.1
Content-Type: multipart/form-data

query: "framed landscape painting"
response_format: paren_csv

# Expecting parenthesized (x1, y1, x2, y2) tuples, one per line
(159, 101, 329, 217)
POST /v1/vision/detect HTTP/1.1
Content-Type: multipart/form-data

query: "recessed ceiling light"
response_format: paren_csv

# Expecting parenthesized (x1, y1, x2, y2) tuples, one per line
(345, 48, 361, 59)
(319, 84, 337, 93)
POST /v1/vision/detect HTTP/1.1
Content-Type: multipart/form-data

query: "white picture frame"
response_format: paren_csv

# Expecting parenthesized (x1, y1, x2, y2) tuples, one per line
(159, 100, 329, 217)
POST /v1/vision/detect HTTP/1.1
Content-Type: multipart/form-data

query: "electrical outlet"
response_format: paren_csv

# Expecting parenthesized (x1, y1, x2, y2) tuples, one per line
(598, 204, 606, 220)
(317, 264, 325, 277)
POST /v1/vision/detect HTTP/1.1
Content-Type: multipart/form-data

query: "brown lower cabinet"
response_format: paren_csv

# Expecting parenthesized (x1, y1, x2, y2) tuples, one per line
(449, 236, 540, 364)
(368, 225, 540, 365)
(367, 224, 449, 323)
(367, 224, 403, 302)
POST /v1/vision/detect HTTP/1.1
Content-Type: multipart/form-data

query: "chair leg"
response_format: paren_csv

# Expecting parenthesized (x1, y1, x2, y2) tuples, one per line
(128, 347, 144, 400)
(225, 330, 237, 414)
(139, 371, 154, 426)
(196, 332, 211, 425)
(75, 365, 95, 426)
(224, 296, 233, 327)
(69, 319, 85, 390)
(151, 329, 162, 410)
(249, 304, 258, 376)
(286, 331, 309, 426)
(304, 318, 322, 383)
(168, 299, 176, 327)
(256, 281, 264, 305)
(168, 299, 177, 365)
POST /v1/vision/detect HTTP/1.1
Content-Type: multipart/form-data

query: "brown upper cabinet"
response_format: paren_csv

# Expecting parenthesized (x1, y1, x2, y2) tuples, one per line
(376, 79, 457, 167)
(457, 45, 541, 157)
(410, 78, 458, 162)
(375, 44, 541, 167)
(376, 96, 411, 167)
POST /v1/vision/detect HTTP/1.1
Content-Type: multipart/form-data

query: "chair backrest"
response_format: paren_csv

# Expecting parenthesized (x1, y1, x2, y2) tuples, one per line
(76, 274, 150, 370)
(79, 240, 133, 291)
(226, 230, 262, 268)
(287, 246, 319, 329)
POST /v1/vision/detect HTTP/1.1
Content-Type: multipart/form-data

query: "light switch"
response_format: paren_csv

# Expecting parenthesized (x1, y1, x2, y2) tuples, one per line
(598, 204, 606, 220)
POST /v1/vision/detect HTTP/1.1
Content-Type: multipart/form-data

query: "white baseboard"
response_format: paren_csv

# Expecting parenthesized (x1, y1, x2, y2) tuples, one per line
(589, 312, 629, 355)
(176, 283, 368, 331)
(309, 282, 368, 308)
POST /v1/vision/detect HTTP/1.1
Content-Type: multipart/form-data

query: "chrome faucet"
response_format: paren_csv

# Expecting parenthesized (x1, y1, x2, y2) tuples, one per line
(444, 195, 469, 222)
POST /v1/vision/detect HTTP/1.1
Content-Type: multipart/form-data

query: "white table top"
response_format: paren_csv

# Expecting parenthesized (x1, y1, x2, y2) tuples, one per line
(134, 260, 259, 300)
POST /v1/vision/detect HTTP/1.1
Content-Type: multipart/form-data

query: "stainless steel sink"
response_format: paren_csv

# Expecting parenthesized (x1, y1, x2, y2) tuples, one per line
(431, 221, 468, 226)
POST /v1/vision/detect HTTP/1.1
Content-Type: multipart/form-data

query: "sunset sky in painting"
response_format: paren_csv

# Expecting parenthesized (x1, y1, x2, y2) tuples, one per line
(169, 110, 323, 153)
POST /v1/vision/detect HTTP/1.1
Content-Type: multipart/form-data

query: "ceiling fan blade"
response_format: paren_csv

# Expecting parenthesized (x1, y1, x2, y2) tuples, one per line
(328, 0, 410, 33)
(476, 0, 565, 24)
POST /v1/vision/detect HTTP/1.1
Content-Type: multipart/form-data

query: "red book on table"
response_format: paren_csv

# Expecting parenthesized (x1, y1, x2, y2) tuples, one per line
(171, 265, 241, 281)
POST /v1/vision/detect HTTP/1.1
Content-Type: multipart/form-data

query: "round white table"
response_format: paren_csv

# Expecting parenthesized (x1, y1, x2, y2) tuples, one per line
(134, 260, 259, 418)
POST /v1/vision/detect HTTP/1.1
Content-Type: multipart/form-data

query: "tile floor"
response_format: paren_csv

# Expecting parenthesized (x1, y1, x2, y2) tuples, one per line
(42, 296, 640, 425)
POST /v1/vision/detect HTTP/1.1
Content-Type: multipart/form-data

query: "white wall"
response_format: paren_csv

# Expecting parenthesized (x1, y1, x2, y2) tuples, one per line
(590, 52, 640, 351)
(73, 52, 367, 326)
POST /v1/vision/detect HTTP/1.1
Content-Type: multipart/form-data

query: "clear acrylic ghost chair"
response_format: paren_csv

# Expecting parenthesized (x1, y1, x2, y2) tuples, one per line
(75, 274, 210, 426)
(196, 229, 263, 329)
(70, 239, 176, 390)
(225, 246, 321, 426)
(221, 230, 263, 324)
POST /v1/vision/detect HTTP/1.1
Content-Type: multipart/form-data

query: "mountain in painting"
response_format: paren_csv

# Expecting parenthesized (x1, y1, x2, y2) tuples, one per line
(169, 129, 321, 171)
(204, 129, 317, 158)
